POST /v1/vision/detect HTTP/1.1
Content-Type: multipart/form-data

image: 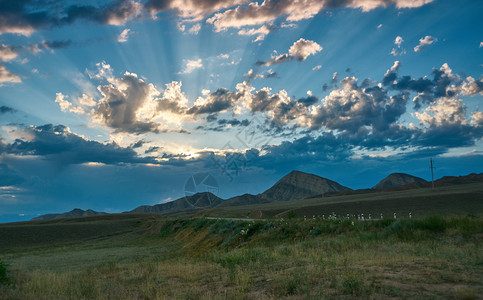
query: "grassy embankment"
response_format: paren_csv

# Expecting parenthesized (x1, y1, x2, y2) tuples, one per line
(0, 213, 482, 299)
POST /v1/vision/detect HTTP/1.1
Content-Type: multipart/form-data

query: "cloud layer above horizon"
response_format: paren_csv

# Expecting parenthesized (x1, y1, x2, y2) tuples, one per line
(0, 0, 482, 221)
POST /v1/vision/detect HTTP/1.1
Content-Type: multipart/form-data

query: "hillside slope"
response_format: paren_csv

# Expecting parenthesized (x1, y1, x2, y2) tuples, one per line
(258, 170, 352, 202)
(32, 208, 106, 221)
(373, 173, 426, 190)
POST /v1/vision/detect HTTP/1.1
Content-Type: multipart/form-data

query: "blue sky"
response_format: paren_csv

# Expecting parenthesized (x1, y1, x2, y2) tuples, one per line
(0, 0, 482, 222)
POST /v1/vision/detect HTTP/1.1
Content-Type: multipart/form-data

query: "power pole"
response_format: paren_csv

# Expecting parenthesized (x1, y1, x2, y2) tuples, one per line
(430, 158, 434, 190)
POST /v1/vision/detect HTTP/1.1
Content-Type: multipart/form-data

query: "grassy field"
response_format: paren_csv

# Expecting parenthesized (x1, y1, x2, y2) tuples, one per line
(0, 212, 482, 299)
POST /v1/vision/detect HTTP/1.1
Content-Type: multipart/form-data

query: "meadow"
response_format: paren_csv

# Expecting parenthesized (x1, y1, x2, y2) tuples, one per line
(0, 213, 481, 299)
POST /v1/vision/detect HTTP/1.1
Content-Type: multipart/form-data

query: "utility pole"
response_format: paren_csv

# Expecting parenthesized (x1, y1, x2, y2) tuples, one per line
(430, 158, 435, 190)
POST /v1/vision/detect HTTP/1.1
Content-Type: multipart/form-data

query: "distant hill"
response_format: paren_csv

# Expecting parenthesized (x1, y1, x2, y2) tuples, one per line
(435, 173, 483, 186)
(131, 192, 223, 213)
(373, 173, 426, 190)
(32, 208, 106, 221)
(221, 193, 267, 207)
(258, 170, 352, 202)
(29, 172, 483, 221)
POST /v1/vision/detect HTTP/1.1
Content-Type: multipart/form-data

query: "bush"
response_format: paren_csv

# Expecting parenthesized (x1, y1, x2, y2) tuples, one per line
(341, 273, 364, 296)
(0, 259, 9, 284)
(415, 215, 447, 232)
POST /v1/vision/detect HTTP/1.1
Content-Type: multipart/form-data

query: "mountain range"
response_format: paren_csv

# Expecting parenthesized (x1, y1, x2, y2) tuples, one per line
(31, 208, 107, 221)
(32, 171, 483, 220)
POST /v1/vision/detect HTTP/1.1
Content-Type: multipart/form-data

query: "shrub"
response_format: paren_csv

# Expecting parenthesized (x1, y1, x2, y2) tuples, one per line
(0, 259, 9, 285)
(341, 273, 364, 296)
(415, 215, 447, 232)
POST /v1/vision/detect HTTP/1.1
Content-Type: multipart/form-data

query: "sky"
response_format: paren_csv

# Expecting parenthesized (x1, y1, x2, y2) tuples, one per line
(0, 0, 482, 223)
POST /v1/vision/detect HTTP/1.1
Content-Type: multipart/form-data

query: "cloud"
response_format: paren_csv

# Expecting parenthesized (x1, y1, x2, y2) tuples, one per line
(390, 36, 405, 56)
(217, 53, 229, 59)
(238, 25, 272, 42)
(257, 38, 322, 66)
(188, 23, 201, 34)
(244, 68, 278, 80)
(179, 58, 203, 74)
(0, 65, 21, 85)
(0, 106, 16, 114)
(312, 65, 322, 71)
(155, 81, 189, 115)
(0, 0, 143, 36)
(145, 0, 245, 22)
(1, 124, 155, 165)
(117, 28, 132, 42)
(206, 0, 433, 31)
(289, 38, 323, 61)
(0, 45, 21, 84)
(54, 93, 86, 114)
(94, 72, 162, 134)
(188, 88, 240, 115)
(414, 35, 437, 52)
(0, 0, 434, 38)
(377, 24, 383, 29)
(57, 61, 483, 158)
(0, 44, 20, 61)
(480, 41, 483, 48)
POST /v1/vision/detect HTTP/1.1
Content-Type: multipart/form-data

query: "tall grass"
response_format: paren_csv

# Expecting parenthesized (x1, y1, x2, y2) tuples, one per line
(0, 214, 481, 299)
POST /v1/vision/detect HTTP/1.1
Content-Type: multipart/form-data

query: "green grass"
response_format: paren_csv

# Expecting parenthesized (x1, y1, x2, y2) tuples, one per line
(0, 213, 482, 299)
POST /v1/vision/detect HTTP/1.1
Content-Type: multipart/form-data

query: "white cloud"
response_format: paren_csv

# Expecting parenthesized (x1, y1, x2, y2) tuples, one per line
(55, 93, 85, 114)
(288, 38, 322, 61)
(414, 35, 437, 52)
(207, 0, 433, 31)
(105, 0, 143, 26)
(312, 65, 322, 71)
(177, 22, 186, 32)
(415, 97, 467, 127)
(238, 25, 271, 42)
(390, 36, 405, 56)
(179, 58, 203, 74)
(0, 44, 19, 62)
(377, 24, 383, 29)
(117, 29, 132, 43)
(217, 53, 229, 59)
(479, 41, 483, 48)
(0, 65, 21, 85)
(258, 38, 322, 66)
(78, 94, 96, 107)
(189, 23, 201, 34)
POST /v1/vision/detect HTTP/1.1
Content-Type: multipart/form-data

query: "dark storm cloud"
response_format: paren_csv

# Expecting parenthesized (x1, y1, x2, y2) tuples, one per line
(0, 0, 142, 35)
(187, 88, 236, 115)
(0, 106, 16, 114)
(383, 62, 483, 109)
(2, 124, 155, 165)
(258, 133, 354, 164)
(33, 39, 72, 50)
(297, 96, 318, 106)
(256, 54, 292, 66)
(197, 118, 250, 132)
(95, 71, 162, 134)
(131, 139, 145, 148)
